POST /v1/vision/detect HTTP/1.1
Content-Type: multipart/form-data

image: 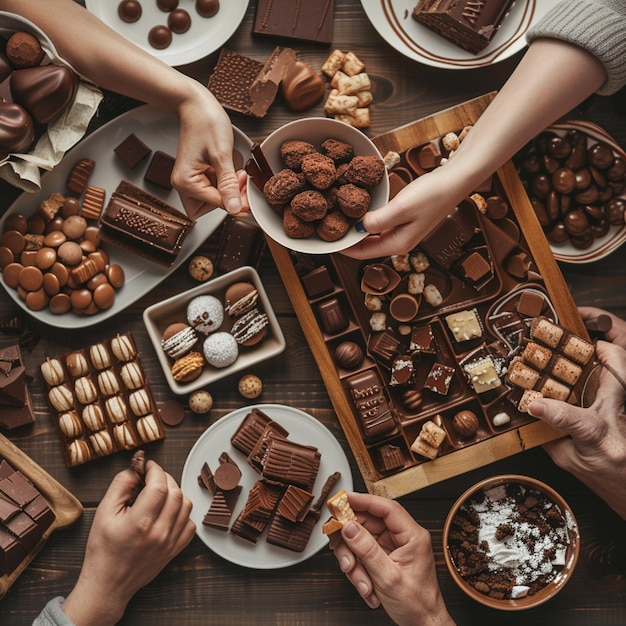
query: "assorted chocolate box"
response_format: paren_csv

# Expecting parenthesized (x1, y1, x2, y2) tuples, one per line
(268, 97, 597, 496)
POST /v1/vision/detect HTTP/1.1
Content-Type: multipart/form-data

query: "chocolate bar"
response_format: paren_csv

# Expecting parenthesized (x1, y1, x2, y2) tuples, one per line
(253, 0, 335, 44)
(98, 180, 194, 267)
(412, 0, 516, 54)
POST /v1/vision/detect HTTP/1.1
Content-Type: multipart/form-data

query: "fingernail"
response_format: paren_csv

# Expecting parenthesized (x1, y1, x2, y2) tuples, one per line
(357, 581, 369, 597)
(355, 221, 367, 233)
(340, 555, 351, 572)
(343, 521, 359, 539)
(226, 198, 241, 214)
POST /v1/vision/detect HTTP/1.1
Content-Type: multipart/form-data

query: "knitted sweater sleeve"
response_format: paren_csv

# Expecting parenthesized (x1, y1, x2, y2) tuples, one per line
(527, 0, 626, 95)
(32, 597, 76, 626)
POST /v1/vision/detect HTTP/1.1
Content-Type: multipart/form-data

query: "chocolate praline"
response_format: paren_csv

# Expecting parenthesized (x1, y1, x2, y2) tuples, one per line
(157, 0, 179, 11)
(148, 25, 173, 50)
(118, 0, 142, 23)
(196, 0, 220, 18)
(168, 9, 192, 33)
(334, 341, 364, 370)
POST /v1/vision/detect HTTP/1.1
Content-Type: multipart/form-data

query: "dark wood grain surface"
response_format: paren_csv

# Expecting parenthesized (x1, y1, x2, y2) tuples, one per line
(1, 1, 625, 624)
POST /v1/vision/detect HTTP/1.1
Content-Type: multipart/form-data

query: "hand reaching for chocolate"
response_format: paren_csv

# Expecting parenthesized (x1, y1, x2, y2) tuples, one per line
(529, 307, 626, 520)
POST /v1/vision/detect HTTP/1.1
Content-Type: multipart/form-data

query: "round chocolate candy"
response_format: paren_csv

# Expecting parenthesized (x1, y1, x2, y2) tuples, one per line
(214, 462, 241, 491)
(564, 209, 589, 236)
(566, 144, 586, 170)
(452, 410, 479, 438)
(157, 0, 179, 10)
(4, 213, 28, 234)
(530, 174, 551, 201)
(334, 341, 364, 370)
(148, 25, 173, 49)
(575, 185, 600, 205)
(168, 9, 191, 33)
(552, 168, 575, 195)
(588, 142, 614, 169)
(196, 0, 220, 18)
(485, 195, 508, 220)
(591, 218, 610, 237)
(118, 0, 142, 22)
(546, 136, 572, 160)
(574, 168, 592, 190)
(607, 157, 626, 182)
(281, 61, 326, 112)
(607, 198, 625, 226)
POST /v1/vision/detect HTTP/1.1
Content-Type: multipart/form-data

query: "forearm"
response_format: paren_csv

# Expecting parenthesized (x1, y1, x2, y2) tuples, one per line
(0, 0, 199, 113)
(446, 38, 607, 196)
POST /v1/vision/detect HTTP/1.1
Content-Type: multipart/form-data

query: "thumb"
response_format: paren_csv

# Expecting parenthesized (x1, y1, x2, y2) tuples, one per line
(360, 195, 410, 235)
(214, 165, 242, 215)
(528, 398, 604, 448)
(342, 521, 390, 575)
(98, 468, 143, 514)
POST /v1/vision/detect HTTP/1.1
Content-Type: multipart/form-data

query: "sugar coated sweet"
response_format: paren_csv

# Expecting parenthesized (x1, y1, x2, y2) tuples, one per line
(203, 332, 238, 368)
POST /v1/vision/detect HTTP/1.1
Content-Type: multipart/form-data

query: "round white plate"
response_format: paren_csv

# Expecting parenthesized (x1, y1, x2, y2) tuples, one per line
(0, 104, 252, 329)
(181, 404, 353, 569)
(360, 0, 559, 69)
(85, 0, 249, 66)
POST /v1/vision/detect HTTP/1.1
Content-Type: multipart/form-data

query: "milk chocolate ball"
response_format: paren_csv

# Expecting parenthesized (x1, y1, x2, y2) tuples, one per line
(452, 410, 479, 438)
(148, 25, 172, 49)
(196, 0, 219, 18)
(118, 0, 142, 23)
(168, 8, 191, 33)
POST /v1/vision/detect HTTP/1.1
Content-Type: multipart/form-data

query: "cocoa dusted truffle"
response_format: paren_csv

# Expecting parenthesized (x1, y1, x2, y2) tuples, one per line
(280, 140, 317, 170)
(316, 211, 350, 242)
(321, 138, 354, 163)
(283, 206, 316, 239)
(301, 153, 336, 190)
(263, 169, 306, 205)
(337, 183, 370, 218)
(5, 32, 44, 68)
(291, 190, 328, 222)
(345, 155, 386, 188)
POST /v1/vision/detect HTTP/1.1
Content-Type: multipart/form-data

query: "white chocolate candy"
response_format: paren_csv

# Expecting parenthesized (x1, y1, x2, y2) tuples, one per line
(129, 389, 151, 417)
(120, 362, 144, 390)
(136, 414, 160, 442)
(111, 334, 135, 362)
(113, 423, 138, 450)
(58, 411, 82, 438)
(97, 370, 120, 396)
(82, 404, 105, 431)
(49, 385, 74, 412)
(74, 376, 97, 405)
(41, 358, 65, 386)
(105, 396, 128, 424)
(69, 439, 91, 465)
(89, 430, 113, 456)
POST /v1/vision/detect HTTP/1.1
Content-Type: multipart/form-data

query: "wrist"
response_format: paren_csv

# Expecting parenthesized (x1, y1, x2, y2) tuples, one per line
(62, 575, 129, 626)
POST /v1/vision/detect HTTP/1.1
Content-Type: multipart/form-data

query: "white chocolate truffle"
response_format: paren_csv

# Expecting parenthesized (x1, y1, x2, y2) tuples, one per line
(187, 295, 224, 335)
(58, 411, 82, 438)
(203, 332, 238, 368)
(120, 362, 144, 390)
(74, 376, 97, 405)
(49, 384, 74, 412)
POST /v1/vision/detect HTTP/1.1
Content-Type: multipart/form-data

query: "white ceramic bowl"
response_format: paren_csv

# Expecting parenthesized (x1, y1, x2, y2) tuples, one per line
(248, 117, 390, 254)
(143, 266, 286, 395)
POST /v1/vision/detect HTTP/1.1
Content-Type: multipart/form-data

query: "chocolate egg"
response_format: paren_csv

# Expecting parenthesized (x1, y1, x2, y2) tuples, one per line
(281, 61, 326, 112)
(11, 65, 78, 125)
(0, 102, 35, 153)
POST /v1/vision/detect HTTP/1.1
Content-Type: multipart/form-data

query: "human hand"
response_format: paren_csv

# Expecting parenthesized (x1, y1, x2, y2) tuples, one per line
(172, 83, 249, 220)
(577, 306, 626, 350)
(62, 461, 196, 626)
(341, 158, 469, 260)
(329, 492, 454, 626)
(530, 313, 626, 519)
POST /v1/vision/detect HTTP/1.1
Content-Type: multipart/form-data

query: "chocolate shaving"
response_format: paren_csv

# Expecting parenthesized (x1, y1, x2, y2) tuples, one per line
(130, 450, 146, 479)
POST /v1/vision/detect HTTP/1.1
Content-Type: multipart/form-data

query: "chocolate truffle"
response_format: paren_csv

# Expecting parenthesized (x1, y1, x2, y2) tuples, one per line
(168, 8, 192, 33)
(118, 0, 142, 23)
(157, 0, 179, 11)
(279, 140, 316, 170)
(148, 25, 173, 50)
(6, 32, 45, 68)
(334, 341, 364, 370)
(452, 410, 479, 438)
(203, 332, 238, 368)
(196, 0, 220, 18)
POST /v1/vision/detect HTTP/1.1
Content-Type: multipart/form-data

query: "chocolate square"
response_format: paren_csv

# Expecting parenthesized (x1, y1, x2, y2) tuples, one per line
(114, 133, 152, 169)
(0, 526, 25, 576)
(424, 362, 455, 395)
(301, 266, 334, 299)
(253, 0, 335, 45)
(144, 150, 175, 190)
(215, 214, 266, 273)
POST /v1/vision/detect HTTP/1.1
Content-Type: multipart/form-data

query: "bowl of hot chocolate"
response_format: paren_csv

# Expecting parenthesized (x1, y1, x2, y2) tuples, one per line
(443, 474, 580, 610)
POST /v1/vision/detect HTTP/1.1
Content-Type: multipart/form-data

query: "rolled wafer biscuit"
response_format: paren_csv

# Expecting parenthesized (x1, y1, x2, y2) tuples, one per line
(518, 389, 543, 413)
(530, 318, 563, 348)
(550, 356, 582, 385)
(419, 419, 446, 448)
(410, 436, 439, 460)
(521, 342, 552, 370)
(561, 335, 594, 365)
(506, 359, 540, 390)
(539, 377, 571, 401)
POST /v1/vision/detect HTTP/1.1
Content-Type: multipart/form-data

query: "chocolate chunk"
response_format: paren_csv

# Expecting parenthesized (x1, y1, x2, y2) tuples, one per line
(266, 509, 320, 552)
(424, 362, 455, 395)
(230, 407, 288, 456)
(409, 324, 437, 354)
(144, 151, 175, 190)
(261, 437, 321, 491)
(0, 526, 25, 576)
(202, 486, 242, 531)
(345, 369, 396, 441)
(378, 444, 405, 472)
(412, 0, 516, 54)
(420, 206, 477, 269)
(66, 158, 95, 196)
(276, 485, 314, 522)
(368, 331, 400, 363)
(301, 265, 334, 298)
(114, 133, 152, 169)
(253, 0, 335, 44)
(317, 298, 348, 335)
(215, 214, 266, 273)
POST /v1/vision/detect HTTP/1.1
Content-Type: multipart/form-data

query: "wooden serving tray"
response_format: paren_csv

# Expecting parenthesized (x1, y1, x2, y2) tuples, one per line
(0, 432, 83, 599)
(266, 93, 589, 498)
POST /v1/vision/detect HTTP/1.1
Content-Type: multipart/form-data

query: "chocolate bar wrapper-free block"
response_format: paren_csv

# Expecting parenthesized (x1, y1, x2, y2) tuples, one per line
(98, 180, 194, 267)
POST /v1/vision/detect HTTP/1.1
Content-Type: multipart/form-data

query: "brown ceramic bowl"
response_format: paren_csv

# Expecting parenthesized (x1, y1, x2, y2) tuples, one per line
(443, 474, 580, 610)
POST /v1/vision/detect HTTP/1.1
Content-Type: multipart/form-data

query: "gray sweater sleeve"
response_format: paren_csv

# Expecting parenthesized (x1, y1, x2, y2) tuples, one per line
(32, 597, 76, 626)
(527, 0, 626, 95)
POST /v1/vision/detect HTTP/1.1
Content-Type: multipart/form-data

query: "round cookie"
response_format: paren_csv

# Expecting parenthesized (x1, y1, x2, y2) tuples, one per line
(171, 351, 204, 382)
(203, 332, 238, 368)
(224, 282, 258, 317)
(238, 374, 262, 399)
(187, 295, 224, 334)
(188, 255, 214, 282)
(231, 309, 268, 346)
(189, 390, 213, 414)
(161, 323, 198, 359)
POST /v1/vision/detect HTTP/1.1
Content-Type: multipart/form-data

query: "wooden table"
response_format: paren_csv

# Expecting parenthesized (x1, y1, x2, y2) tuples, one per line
(1, 2, 625, 624)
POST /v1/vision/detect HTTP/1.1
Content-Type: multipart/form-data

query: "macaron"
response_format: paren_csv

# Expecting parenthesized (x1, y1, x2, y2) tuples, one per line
(224, 281, 258, 317)
(203, 332, 238, 368)
(171, 351, 204, 382)
(187, 294, 224, 334)
(161, 322, 198, 359)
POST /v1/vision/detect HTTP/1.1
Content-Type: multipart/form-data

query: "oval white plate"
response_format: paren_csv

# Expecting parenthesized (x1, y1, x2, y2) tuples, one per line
(360, 0, 559, 69)
(85, 0, 249, 66)
(0, 104, 252, 329)
(181, 404, 353, 569)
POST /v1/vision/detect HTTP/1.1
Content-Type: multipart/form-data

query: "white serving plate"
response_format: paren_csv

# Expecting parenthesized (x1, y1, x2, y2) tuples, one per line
(360, 0, 559, 69)
(181, 404, 353, 569)
(85, 0, 249, 66)
(0, 104, 252, 329)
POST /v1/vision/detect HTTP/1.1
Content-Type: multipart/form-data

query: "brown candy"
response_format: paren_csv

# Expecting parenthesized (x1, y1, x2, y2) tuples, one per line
(281, 61, 325, 112)
(452, 410, 479, 438)
(0, 102, 35, 153)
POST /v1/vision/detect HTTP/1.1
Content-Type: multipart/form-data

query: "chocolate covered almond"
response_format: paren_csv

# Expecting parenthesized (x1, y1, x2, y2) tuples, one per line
(10, 65, 77, 125)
